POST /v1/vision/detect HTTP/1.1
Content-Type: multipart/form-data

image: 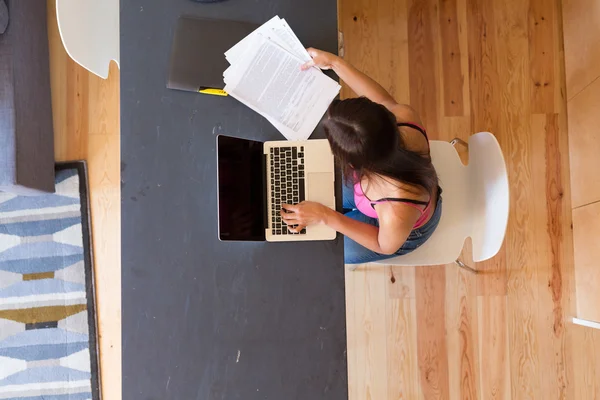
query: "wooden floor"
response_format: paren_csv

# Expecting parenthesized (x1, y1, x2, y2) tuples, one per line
(340, 0, 600, 398)
(46, 0, 600, 398)
(47, 1, 121, 399)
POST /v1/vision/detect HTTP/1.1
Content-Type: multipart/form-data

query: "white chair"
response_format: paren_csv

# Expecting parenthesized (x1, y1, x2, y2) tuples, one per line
(364, 132, 509, 273)
(56, 0, 119, 79)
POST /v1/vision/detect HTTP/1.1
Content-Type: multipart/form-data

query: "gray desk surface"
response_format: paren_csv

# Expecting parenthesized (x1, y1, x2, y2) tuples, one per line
(120, 1, 347, 399)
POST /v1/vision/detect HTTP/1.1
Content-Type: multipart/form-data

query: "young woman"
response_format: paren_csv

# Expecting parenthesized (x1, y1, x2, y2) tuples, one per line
(280, 48, 442, 264)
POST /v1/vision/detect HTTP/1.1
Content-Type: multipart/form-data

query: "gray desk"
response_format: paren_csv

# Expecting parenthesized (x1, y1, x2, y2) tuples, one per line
(120, 1, 347, 399)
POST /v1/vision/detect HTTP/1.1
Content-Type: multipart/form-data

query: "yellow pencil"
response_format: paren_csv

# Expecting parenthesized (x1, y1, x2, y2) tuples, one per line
(198, 87, 228, 96)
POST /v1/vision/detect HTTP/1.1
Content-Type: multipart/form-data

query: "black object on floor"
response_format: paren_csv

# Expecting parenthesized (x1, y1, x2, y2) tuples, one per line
(0, 0, 55, 194)
(167, 16, 258, 92)
(0, 0, 8, 34)
(121, 0, 347, 399)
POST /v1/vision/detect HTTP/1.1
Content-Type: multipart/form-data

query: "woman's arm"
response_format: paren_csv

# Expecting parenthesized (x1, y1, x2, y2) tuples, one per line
(280, 201, 419, 255)
(303, 48, 422, 123)
(303, 48, 396, 107)
(326, 211, 411, 255)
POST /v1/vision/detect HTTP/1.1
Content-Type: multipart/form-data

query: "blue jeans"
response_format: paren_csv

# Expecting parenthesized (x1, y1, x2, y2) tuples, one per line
(342, 181, 443, 264)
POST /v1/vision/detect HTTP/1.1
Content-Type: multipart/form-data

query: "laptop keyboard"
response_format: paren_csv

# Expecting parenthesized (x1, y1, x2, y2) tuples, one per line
(270, 146, 306, 235)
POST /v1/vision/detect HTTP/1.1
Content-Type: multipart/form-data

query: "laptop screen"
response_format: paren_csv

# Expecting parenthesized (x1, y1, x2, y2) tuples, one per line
(217, 135, 266, 241)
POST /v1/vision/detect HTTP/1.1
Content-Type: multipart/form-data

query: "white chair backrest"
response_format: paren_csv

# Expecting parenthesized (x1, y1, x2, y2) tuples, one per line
(468, 132, 509, 261)
(56, 0, 119, 79)
(375, 132, 509, 266)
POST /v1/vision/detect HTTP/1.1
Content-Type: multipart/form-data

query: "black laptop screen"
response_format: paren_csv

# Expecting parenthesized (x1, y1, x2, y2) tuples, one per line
(217, 135, 266, 241)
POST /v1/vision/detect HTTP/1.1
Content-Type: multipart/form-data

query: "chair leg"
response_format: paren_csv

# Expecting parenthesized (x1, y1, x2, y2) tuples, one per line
(450, 138, 469, 149)
(455, 259, 478, 274)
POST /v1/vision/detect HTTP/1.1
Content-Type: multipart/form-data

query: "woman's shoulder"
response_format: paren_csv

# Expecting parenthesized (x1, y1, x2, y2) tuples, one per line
(386, 104, 429, 155)
(387, 104, 423, 126)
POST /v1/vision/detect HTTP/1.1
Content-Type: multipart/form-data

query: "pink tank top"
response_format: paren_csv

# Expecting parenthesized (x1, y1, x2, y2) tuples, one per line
(353, 122, 433, 229)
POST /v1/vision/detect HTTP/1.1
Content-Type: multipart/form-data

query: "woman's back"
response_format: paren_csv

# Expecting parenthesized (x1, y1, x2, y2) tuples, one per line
(357, 106, 439, 228)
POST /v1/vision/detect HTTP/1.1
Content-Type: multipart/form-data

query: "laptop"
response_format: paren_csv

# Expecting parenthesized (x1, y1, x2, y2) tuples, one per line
(217, 135, 336, 242)
(167, 16, 258, 93)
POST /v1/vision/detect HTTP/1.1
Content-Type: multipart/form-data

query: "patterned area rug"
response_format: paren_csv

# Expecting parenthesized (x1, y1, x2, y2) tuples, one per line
(0, 163, 100, 400)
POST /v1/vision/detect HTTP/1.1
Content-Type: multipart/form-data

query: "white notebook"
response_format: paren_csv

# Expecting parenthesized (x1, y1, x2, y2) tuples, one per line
(223, 16, 341, 141)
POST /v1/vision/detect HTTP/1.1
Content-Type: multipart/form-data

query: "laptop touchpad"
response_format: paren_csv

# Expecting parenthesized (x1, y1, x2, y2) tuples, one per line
(307, 172, 334, 206)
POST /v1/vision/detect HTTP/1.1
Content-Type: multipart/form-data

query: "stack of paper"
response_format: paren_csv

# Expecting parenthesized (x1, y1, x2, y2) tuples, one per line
(223, 16, 341, 141)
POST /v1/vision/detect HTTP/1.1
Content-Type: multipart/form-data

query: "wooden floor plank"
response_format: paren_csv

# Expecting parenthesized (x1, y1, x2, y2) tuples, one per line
(408, 0, 440, 136)
(504, 104, 540, 400)
(339, 0, 380, 100)
(385, 296, 422, 399)
(65, 58, 90, 159)
(376, 0, 410, 104)
(345, 266, 389, 400)
(446, 265, 479, 400)
(87, 133, 121, 400)
(466, 0, 500, 133)
(464, 0, 509, 302)
(438, 0, 465, 116)
(466, 0, 509, 297)
(87, 65, 120, 136)
(344, 264, 358, 400)
(531, 113, 572, 400)
(415, 266, 450, 400)
(477, 296, 511, 400)
(469, 0, 508, 298)
(456, 0, 471, 116)
(446, 265, 461, 400)
(493, 0, 543, 398)
(528, 0, 556, 113)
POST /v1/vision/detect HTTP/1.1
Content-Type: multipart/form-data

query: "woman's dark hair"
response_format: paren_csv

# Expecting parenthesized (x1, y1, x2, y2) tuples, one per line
(322, 97, 438, 197)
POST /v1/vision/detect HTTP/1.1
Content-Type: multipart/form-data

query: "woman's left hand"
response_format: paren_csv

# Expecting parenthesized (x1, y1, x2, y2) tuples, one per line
(301, 48, 338, 71)
(280, 201, 331, 233)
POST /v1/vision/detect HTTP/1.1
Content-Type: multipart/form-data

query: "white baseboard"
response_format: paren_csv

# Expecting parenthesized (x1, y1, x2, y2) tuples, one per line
(572, 317, 600, 330)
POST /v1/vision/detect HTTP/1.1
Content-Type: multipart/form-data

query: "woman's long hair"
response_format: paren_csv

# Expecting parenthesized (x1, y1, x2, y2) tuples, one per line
(322, 97, 438, 197)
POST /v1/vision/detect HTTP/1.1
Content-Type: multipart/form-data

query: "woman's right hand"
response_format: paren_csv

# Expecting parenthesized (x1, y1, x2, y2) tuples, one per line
(301, 48, 339, 71)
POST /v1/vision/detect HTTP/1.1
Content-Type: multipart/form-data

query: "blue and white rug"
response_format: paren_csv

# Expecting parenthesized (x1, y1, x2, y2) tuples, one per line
(0, 163, 100, 400)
